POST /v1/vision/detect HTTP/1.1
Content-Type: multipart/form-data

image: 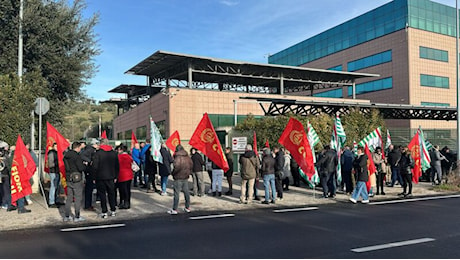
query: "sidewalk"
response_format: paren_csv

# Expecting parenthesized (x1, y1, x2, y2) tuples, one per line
(0, 173, 452, 231)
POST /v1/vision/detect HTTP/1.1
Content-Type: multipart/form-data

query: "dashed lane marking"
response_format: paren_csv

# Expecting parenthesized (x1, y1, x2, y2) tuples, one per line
(273, 207, 319, 213)
(351, 238, 435, 253)
(370, 194, 460, 205)
(60, 223, 126, 232)
(189, 214, 235, 220)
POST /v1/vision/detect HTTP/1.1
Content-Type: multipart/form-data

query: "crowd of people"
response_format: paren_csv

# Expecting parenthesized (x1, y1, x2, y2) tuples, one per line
(0, 137, 456, 220)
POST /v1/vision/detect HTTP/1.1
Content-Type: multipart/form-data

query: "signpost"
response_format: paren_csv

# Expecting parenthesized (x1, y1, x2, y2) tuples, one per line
(232, 137, 247, 152)
(35, 97, 49, 209)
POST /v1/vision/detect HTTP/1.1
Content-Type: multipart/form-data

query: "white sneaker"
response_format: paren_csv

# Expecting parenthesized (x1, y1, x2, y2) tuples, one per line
(362, 200, 370, 204)
(110, 211, 116, 217)
(349, 198, 357, 204)
(167, 209, 178, 215)
(183, 207, 191, 213)
(63, 216, 73, 222)
(99, 213, 108, 219)
(74, 216, 86, 222)
(26, 199, 33, 205)
(161, 192, 168, 196)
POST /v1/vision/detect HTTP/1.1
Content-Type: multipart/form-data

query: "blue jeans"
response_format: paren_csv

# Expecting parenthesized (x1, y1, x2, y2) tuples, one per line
(351, 181, 369, 201)
(49, 173, 60, 205)
(391, 167, 404, 186)
(212, 169, 223, 192)
(161, 176, 169, 193)
(263, 174, 276, 202)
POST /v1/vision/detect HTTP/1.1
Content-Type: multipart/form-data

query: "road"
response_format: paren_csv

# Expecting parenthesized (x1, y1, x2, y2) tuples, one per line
(1, 195, 460, 258)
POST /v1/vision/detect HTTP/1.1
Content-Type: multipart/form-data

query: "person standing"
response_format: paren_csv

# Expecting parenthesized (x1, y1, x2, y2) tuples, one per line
(92, 139, 120, 218)
(398, 146, 414, 198)
(261, 148, 276, 204)
(47, 143, 62, 208)
(273, 146, 285, 201)
(211, 161, 224, 197)
(282, 149, 292, 191)
(159, 144, 174, 196)
(341, 146, 354, 194)
(190, 148, 205, 197)
(117, 144, 133, 209)
(63, 142, 86, 221)
(441, 146, 453, 182)
(317, 145, 338, 198)
(430, 145, 447, 185)
(131, 143, 142, 187)
(373, 147, 386, 195)
(80, 138, 99, 211)
(144, 144, 160, 193)
(239, 144, 259, 204)
(224, 147, 234, 196)
(350, 146, 369, 204)
(387, 144, 403, 187)
(167, 145, 193, 215)
(290, 157, 300, 187)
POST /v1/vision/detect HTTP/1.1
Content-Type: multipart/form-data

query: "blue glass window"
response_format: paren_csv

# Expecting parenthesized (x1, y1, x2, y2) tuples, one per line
(313, 88, 343, 98)
(348, 77, 393, 96)
(420, 102, 449, 107)
(327, 65, 343, 71)
(347, 50, 392, 72)
(420, 46, 448, 62)
(420, 74, 449, 88)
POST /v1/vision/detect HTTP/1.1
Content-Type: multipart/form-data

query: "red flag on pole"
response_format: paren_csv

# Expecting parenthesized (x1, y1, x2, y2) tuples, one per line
(364, 144, 376, 192)
(10, 135, 36, 206)
(101, 130, 107, 139)
(265, 139, 270, 148)
(131, 131, 138, 150)
(165, 130, 181, 151)
(189, 113, 229, 172)
(253, 131, 258, 157)
(408, 131, 422, 184)
(45, 122, 70, 191)
(278, 117, 315, 179)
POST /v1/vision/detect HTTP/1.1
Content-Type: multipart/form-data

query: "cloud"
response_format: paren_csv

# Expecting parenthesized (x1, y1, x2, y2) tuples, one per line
(220, 0, 239, 7)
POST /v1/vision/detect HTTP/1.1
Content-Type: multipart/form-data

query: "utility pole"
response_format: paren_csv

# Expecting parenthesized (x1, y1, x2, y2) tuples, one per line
(18, 0, 23, 80)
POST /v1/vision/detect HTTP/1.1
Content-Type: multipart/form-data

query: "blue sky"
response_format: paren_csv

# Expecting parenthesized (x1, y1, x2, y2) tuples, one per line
(81, 0, 455, 102)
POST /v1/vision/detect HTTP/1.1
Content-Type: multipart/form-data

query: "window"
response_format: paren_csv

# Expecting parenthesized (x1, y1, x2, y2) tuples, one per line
(313, 89, 343, 98)
(327, 65, 343, 71)
(421, 102, 450, 107)
(348, 77, 393, 96)
(420, 74, 449, 88)
(420, 46, 448, 62)
(347, 50, 392, 72)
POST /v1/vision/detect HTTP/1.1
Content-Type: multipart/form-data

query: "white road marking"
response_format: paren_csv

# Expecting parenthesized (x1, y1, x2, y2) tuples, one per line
(351, 238, 435, 253)
(60, 223, 126, 232)
(370, 194, 460, 205)
(189, 214, 235, 220)
(273, 207, 319, 213)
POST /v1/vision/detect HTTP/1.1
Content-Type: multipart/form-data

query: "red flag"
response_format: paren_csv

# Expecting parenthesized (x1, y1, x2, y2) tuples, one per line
(278, 117, 315, 179)
(45, 122, 70, 191)
(408, 132, 422, 184)
(131, 131, 138, 150)
(165, 130, 181, 151)
(10, 135, 36, 205)
(189, 113, 229, 172)
(101, 130, 107, 139)
(265, 139, 270, 148)
(253, 131, 258, 157)
(364, 144, 376, 192)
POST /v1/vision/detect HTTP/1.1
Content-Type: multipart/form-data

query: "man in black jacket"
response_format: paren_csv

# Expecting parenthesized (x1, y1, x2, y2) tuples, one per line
(190, 148, 205, 197)
(273, 146, 285, 200)
(63, 142, 86, 221)
(92, 139, 119, 219)
(317, 145, 338, 198)
(80, 138, 99, 211)
(350, 146, 369, 203)
(387, 144, 403, 187)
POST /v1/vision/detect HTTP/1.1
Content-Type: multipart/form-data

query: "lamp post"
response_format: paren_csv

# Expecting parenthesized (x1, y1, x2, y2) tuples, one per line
(456, 0, 460, 160)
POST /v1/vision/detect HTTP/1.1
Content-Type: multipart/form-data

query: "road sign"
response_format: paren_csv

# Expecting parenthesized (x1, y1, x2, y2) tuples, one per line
(34, 97, 49, 115)
(232, 137, 247, 151)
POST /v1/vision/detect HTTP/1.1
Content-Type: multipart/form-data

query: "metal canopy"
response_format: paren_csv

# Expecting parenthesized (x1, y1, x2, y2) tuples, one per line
(241, 97, 457, 120)
(125, 50, 379, 94)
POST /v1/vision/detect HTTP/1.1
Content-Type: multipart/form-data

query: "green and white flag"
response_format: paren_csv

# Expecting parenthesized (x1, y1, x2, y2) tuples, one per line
(358, 127, 383, 152)
(302, 121, 320, 187)
(353, 140, 358, 156)
(417, 127, 431, 171)
(150, 115, 163, 164)
(385, 129, 392, 149)
(330, 115, 346, 183)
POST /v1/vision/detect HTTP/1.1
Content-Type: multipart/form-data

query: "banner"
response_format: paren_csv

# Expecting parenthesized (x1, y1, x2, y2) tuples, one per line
(304, 121, 320, 186)
(408, 131, 422, 184)
(131, 131, 138, 150)
(189, 113, 229, 172)
(10, 135, 36, 205)
(165, 130, 181, 151)
(330, 114, 346, 183)
(358, 127, 383, 152)
(253, 131, 258, 157)
(101, 130, 107, 139)
(150, 115, 164, 163)
(45, 122, 70, 190)
(364, 144, 376, 192)
(278, 118, 315, 179)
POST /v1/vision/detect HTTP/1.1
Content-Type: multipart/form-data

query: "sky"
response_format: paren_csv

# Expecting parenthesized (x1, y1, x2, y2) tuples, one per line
(81, 0, 456, 102)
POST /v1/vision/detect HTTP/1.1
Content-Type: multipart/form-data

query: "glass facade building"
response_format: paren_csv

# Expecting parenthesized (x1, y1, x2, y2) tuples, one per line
(268, 0, 457, 67)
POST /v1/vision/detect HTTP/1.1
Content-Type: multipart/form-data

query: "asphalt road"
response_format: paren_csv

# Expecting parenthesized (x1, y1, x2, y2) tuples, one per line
(2, 195, 460, 258)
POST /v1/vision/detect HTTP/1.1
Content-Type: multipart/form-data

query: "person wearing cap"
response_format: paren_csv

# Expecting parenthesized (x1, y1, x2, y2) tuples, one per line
(80, 138, 100, 211)
(167, 145, 193, 215)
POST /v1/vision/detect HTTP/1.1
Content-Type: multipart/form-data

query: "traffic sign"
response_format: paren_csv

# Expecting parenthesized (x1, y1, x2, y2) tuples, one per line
(232, 137, 247, 151)
(34, 97, 49, 115)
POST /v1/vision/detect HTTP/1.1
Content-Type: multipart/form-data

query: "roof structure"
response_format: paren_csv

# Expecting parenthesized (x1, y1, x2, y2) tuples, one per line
(241, 97, 457, 121)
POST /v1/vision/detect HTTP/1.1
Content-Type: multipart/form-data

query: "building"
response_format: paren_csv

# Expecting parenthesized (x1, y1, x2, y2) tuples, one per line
(269, 0, 458, 144)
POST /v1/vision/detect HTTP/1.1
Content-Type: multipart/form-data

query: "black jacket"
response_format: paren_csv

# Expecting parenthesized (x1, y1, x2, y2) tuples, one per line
(274, 150, 285, 173)
(191, 152, 205, 172)
(387, 149, 401, 168)
(63, 150, 86, 180)
(353, 154, 368, 182)
(159, 147, 174, 177)
(80, 145, 96, 173)
(261, 154, 276, 176)
(317, 149, 338, 174)
(47, 150, 59, 173)
(399, 153, 414, 175)
(92, 145, 120, 180)
(144, 148, 158, 175)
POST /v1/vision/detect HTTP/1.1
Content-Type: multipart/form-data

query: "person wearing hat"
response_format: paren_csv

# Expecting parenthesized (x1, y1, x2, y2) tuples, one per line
(80, 138, 100, 211)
